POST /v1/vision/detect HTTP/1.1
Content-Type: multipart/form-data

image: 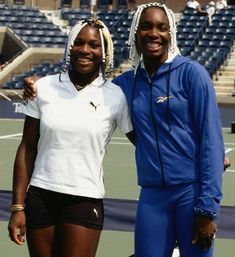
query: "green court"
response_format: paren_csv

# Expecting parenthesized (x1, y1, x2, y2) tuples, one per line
(0, 119, 235, 257)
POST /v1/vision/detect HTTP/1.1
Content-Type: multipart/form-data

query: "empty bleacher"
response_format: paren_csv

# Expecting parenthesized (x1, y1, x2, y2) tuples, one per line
(0, 4, 67, 48)
(0, 3, 235, 97)
(175, 6, 235, 96)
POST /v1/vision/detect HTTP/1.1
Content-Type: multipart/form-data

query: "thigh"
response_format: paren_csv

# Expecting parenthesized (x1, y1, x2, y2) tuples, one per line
(57, 193, 103, 257)
(26, 226, 56, 257)
(25, 186, 58, 257)
(175, 183, 214, 257)
(58, 223, 101, 257)
(135, 187, 175, 257)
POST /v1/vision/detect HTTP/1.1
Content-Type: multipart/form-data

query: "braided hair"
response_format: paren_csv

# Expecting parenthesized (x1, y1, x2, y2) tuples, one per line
(62, 18, 114, 77)
(128, 2, 180, 72)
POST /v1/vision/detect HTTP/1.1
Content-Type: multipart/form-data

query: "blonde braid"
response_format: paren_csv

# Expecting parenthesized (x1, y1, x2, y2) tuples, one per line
(62, 18, 114, 77)
(95, 19, 114, 75)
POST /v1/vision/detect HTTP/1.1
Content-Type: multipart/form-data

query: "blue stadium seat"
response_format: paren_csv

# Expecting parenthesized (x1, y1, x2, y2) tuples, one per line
(98, 0, 108, 9)
(0, 16, 8, 23)
(220, 40, 233, 50)
(197, 56, 207, 65)
(80, 0, 90, 9)
(61, 0, 72, 8)
(117, 0, 127, 9)
(208, 40, 218, 48)
(190, 51, 199, 60)
(202, 33, 213, 40)
(218, 21, 230, 28)
(182, 7, 198, 16)
(180, 47, 192, 56)
(205, 27, 217, 34)
(198, 39, 210, 48)
(215, 28, 226, 35)
(226, 28, 235, 37)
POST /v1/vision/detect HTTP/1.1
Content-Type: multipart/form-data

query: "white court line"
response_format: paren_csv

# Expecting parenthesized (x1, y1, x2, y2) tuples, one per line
(226, 169, 235, 173)
(110, 141, 132, 145)
(225, 148, 233, 154)
(111, 137, 128, 140)
(0, 133, 22, 139)
(0, 134, 234, 171)
(1, 134, 235, 151)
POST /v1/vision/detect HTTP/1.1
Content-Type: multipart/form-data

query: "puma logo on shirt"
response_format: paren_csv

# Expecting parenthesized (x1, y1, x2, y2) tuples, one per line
(90, 101, 100, 111)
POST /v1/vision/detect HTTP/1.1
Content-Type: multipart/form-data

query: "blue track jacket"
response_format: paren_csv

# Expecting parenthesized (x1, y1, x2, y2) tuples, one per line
(113, 55, 224, 218)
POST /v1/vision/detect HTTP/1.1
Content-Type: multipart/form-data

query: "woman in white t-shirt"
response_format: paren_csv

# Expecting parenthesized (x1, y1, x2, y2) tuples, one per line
(216, 0, 228, 10)
(187, 0, 201, 9)
(187, 0, 208, 13)
(8, 19, 134, 257)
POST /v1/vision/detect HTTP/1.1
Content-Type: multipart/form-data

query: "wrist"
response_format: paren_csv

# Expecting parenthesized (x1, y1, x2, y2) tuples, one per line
(11, 204, 25, 212)
(194, 207, 217, 220)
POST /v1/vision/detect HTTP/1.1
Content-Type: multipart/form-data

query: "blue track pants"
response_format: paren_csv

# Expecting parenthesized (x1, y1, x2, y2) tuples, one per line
(135, 183, 214, 257)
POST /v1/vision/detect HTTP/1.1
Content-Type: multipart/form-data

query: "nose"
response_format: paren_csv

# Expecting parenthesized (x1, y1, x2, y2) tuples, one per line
(149, 27, 159, 37)
(78, 43, 90, 54)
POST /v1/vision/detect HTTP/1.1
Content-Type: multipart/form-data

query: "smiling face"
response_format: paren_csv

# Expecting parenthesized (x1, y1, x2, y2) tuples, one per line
(136, 7, 170, 66)
(70, 25, 103, 77)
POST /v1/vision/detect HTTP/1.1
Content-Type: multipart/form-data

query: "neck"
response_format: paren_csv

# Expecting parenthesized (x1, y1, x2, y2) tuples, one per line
(144, 61, 161, 77)
(143, 55, 168, 77)
(68, 70, 100, 89)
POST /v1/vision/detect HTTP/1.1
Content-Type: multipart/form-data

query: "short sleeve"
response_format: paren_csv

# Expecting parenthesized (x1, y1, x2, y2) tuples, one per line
(19, 97, 40, 119)
(116, 90, 133, 134)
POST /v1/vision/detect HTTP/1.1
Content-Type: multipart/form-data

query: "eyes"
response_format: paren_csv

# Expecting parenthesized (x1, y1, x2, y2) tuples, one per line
(138, 22, 169, 32)
(73, 39, 102, 49)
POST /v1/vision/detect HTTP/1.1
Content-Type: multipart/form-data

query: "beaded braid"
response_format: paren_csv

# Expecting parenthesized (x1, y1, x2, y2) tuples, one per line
(95, 19, 114, 74)
(62, 19, 114, 77)
(128, 2, 180, 72)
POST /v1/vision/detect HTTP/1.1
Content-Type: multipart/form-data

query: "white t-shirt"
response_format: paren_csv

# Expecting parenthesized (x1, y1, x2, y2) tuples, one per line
(187, 0, 200, 9)
(20, 72, 133, 199)
(216, 0, 227, 10)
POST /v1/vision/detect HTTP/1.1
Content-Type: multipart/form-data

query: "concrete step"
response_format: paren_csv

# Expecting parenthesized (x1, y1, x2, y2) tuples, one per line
(214, 87, 233, 93)
(214, 77, 235, 82)
(221, 67, 235, 72)
(216, 71, 235, 76)
(216, 92, 233, 97)
(214, 81, 234, 86)
(226, 60, 235, 66)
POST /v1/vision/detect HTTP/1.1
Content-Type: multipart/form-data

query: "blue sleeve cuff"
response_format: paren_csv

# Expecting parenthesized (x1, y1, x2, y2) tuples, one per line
(194, 207, 217, 220)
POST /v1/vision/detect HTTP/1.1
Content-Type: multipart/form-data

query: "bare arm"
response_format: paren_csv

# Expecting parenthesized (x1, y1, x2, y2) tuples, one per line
(8, 116, 40, 245)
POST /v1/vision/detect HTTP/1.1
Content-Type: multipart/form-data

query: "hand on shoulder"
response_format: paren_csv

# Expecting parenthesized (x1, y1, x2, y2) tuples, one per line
(23, 75, 41, 100)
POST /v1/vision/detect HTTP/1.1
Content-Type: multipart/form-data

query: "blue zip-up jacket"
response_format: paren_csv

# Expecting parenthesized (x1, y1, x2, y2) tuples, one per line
(113, 55, 224, 217)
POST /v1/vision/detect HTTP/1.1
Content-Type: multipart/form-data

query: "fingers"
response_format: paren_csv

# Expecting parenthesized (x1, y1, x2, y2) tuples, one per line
(23, 87, 36, 101)
(23, 76, 38, 100)
(8, 226, 25, 245)
(193, 234, 214, 250)
(197, 236, 212, 250)
(193, 216, 217, 250)
(8, 212, 26, 245)
(224, 157, 231, 171)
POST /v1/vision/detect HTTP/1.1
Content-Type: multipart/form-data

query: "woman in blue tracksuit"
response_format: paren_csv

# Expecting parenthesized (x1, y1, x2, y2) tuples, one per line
(113, 2, 224, 257)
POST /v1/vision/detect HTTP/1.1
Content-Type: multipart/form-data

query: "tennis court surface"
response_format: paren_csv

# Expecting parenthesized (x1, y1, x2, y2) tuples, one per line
(0, 119, 235, 257)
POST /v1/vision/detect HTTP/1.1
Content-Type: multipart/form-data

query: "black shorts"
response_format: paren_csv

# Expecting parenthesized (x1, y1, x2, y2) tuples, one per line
(25, 186, 104, 230)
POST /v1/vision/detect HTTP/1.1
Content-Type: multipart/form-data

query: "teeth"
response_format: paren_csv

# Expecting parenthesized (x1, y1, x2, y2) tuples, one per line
(77, 58, 91, 63)
(147, 43, 161, 48)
